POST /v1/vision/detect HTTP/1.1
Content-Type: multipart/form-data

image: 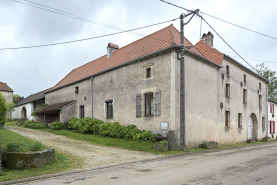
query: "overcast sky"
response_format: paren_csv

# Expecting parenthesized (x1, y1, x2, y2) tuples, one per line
(0, 0, 276, 97)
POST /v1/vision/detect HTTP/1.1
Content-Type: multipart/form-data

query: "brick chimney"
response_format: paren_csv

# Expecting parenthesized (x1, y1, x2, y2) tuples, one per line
(201, 31, 214, 47)
(107, 43, 119, 57)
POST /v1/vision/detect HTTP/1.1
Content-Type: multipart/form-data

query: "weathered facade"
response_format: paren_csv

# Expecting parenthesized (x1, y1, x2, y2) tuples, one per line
(38, 25, 268, 149)
(0, 82, 13, 119)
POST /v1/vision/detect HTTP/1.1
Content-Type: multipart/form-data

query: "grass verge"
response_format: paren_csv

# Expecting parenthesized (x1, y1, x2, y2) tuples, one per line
(0, 128, 79, 182)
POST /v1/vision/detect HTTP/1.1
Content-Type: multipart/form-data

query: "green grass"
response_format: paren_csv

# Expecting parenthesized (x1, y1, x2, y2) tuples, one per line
(0, 128, 78, 182)
(41, 129, 184, 155)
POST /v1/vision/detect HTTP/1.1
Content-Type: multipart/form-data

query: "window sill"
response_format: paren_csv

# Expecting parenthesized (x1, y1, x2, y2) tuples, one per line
(225, 98, 231, 101)
(144, 115, 154, 118)
(224, 126, 232, 129)
(237, 127, 243, 129)
(243, 103, 247, 106)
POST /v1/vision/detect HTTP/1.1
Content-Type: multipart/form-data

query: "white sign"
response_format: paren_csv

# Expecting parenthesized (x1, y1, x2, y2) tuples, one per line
(161, 122, 168, 130)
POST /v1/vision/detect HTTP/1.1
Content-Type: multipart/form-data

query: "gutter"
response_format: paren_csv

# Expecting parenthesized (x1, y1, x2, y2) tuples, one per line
(225, 55, 269, 83)
(45, 45, 223, 94)
(0, 89, 13, 92)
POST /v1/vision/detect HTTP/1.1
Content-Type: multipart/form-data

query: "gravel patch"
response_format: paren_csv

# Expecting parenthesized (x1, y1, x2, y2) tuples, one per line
(6, 127, 160, 169)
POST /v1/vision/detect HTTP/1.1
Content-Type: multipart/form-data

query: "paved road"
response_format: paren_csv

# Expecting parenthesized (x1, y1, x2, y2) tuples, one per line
(21, 143, 277, 185)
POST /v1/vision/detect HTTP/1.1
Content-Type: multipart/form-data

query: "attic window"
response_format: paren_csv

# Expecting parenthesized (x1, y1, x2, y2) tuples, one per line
(244, 75, 246, 84)
(146, 68, 151, 78)
(75, 87, 79, 94)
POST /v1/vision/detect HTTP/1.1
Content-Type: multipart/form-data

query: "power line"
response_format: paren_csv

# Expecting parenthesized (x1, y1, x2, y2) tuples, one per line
(159, 0, 259, 73)
(0, 18, 178, 50)
(201, 12, 277, 40)
(12, 0, 144, 37)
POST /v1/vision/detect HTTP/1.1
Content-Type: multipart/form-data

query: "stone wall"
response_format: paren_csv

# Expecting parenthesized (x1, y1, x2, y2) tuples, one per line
(3, 148, 55, 169)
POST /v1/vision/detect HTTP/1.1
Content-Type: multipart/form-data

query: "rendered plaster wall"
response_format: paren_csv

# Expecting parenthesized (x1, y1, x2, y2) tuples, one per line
(1, 91, 13, 119)
(216, 58, 267, 145)
(45, 79, 92, 119)
(60, 103, 77, 122)
(34, 99, 45, 109)
(12, 103, 34, 120)
(92, 51, 173, 131)
(268, 101, 276, 138)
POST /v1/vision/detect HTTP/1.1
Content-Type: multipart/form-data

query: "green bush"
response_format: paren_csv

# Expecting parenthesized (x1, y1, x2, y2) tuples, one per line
(141, 130, 155, 141)
(99, 122, 112, 136)
(7, 142, 20, 152)
(28, 141, 44, 151)
(0, 92, 7, 128)
(67, 117, 79, 130)
(24, 121, 46, 129)
(51, 122, 64, 130)
(91, 118, 104, 134)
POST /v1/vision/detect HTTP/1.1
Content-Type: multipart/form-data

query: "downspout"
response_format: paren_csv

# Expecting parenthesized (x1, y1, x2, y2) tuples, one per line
(91, 76, 93, 118)
(266, 85, 268, 135)
(180, 14, 185, 151)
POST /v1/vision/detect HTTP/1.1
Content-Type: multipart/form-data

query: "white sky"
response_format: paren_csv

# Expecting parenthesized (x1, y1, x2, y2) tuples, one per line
(0, 0, 276, 97)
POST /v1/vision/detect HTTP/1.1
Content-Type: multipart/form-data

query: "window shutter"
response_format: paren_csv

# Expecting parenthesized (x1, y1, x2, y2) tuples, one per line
(270, 103, 272, 113)
(273, 104, 275, 114)
(270, 121, 272, 134)
(136, 94, 142, 118)
(273, 121, 275, 134)
(240, 115, 242, 128)
(155, 91, 161, 117)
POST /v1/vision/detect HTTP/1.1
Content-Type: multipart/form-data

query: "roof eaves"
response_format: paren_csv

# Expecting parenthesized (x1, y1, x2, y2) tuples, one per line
(225, 55, 269, 83)
(15, 96, 45, 107)
(0, 89, 13, 92)
(268, 99, 277, 104)
(45, 45, 181, 94)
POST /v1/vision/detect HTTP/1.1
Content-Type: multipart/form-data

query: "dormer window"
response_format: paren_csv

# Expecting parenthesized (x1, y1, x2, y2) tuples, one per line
(75, 87, 79, 94)
(146, 68, 151, 78)
(107, 43, 119, 57)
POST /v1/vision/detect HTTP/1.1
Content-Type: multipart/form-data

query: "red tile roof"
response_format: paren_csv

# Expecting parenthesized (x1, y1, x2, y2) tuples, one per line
(35, 100, 76, 114)
(194, 40, 225, 65)
(108, 43, 119, 49)
(0, 82, 13, 92)
(50, 24, 205, 91)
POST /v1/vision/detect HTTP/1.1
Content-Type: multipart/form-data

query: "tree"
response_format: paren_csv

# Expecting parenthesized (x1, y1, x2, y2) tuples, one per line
(13, 94, 24, 103)
(0, 92, 7, 128)
(255, 63, 277, 101)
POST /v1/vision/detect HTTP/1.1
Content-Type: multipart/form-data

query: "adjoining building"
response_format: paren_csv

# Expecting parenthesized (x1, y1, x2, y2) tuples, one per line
(0, 81, 13, 119)
(268, 99, 276, 139)
(12, 89, 48, 120)
(35, 25, 268, 149)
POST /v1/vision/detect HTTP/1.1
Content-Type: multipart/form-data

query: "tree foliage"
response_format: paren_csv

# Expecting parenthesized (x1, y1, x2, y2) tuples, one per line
(13, 94, 24, 103)
(0, 92, 8, 128)
(255, 63, 277, 101)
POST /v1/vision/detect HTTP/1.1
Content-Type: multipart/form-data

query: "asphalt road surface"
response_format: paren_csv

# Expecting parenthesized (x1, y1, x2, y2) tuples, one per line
(20, 142, 277, 185)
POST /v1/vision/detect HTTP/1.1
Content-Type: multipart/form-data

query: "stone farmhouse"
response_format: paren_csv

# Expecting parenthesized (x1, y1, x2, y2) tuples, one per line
(12, 89, 47, 120)
(35, 25, 268, 149)
(268, 99, 276, 138)
(0, 81, 13, 119)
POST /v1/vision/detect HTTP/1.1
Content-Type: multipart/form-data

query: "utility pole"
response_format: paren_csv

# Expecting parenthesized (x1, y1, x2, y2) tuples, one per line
(179, 10, 199, 151)
(0, 94, 2, 175)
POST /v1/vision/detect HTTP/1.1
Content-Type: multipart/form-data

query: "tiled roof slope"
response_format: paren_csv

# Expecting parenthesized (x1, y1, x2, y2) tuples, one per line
(15, 88, 50, 107)
(194, 40, 225, 65)
(0, 82, 13, 92)
(35, 100, 76, 114)
(50, 24, 204, 91)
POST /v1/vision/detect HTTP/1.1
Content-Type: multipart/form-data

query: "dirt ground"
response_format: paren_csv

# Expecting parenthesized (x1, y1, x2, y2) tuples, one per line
(7, 127, 160, 169)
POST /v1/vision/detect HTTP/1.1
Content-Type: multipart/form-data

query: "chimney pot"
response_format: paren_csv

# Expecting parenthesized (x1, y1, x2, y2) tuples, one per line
(201, 32, 214, 47)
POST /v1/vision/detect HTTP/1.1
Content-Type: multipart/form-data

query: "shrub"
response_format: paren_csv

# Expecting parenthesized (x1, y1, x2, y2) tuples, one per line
(141, 130, 155, 141)
(108, 122, 126, 138)
(0, 92, 7, 128)
(99, 122, 112, 136)
(6, 142, 20, 152)
(1, 145, 8, 163)
(24, 120, 46, 129)
(91, 118, 104, 134)
(67, 117, 79, 130)
(51, 122, 64, 130)
(73, 119, 82, 131)
(17, 118, 28, 126)
(28, 141, 44, 151)
(79, 117, 94, 133)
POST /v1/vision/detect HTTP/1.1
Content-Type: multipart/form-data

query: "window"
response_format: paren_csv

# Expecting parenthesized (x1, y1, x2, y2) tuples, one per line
(145, 93, 154, 117)
(225, 111, 230, 127)
(244, 75, 246, 83)
(270, 103, 274, 113)
(80, 106, 84, 119)
(238, 113, 242, 128)
(146, 68, 151, 78)
(259, 95, 262, 107)
(262, 117, 265, 129)
(226, 65, 229, 75)
(75, 87, 79, 94)
(243, 89, 247, 104)
(259, 83, 261, 91)
(270, 121, 275, 134)
(105, 100, 113, 119)
(226, 83, 230, 98)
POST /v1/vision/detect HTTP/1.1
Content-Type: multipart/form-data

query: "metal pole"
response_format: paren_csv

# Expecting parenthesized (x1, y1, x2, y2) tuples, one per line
(91, 76, 93, 118)
(0, 94, 2, 175)
(180, 14, 185, 151)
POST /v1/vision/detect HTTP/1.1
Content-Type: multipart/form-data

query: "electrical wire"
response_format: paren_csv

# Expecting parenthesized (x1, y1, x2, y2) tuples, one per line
(0, 18, 179, 50)
(201, 12, 277, 40)
(12, 0, 145, 37)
